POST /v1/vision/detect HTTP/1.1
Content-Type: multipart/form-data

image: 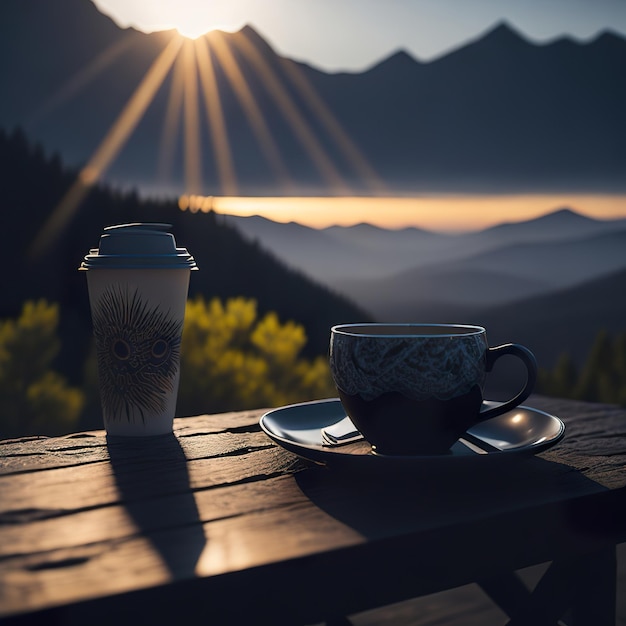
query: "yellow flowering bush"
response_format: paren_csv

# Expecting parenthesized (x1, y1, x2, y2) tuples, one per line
(178, 296, 335, 415)
(0, 300, 84, 438)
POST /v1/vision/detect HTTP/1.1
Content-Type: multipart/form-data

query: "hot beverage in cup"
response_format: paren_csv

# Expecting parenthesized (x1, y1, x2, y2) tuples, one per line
(329, 323, 537, 456)
(80, 223, 197, 436)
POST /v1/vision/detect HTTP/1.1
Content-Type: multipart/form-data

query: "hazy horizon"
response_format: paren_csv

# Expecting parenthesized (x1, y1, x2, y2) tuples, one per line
(173, 193, 626, 232)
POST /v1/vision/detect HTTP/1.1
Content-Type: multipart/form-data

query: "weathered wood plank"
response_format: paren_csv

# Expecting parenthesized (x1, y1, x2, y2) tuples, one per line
(1, 458, 623, 618)
(1, 395, 624, 560)
(0, 440, 619, 564)
(0, 409, 266, 475)
(528, 396, 626, 490)
(0, 473, 306, 559)
(0, 436, 296, 520)
(1, 395, 622, 524)
(0, 489, 365, 618)
(0, 396, 624, 624)
(2, 396, 624, 482)
(0, 484, 621, 624)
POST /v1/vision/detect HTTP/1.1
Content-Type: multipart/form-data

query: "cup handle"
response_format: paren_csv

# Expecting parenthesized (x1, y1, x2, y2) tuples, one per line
(478, 343, 537, 422)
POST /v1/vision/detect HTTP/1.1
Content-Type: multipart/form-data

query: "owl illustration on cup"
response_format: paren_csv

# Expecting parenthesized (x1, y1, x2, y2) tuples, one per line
(91, 285, 182, 423)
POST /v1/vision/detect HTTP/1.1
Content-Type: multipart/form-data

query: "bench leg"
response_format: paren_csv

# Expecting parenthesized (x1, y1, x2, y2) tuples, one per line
(568, 546, 616, 626)
(478, 546, 616, 626)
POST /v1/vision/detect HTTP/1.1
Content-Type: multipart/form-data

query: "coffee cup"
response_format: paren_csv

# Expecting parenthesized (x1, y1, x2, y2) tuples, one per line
(80, 223, 197, 436)
(329, 323, 537, 456)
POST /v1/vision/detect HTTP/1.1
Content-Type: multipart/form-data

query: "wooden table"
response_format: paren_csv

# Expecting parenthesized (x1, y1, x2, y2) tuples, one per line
(1, 395, 625, 625)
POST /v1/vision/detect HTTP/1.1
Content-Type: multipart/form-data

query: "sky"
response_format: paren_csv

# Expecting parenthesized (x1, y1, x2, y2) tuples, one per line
(84, 0, 626, 230)
(92, 0, 626, 72)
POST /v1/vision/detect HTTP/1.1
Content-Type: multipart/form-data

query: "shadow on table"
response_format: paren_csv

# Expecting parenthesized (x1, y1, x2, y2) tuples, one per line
(296, 447, 624, 537)
(294, 453, 622, 561)
(294, 456, 621, 622)
(106, 433, 206, 580)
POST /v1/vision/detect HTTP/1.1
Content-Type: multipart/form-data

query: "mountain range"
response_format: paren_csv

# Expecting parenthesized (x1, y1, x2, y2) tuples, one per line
(1, 0, 625, 195)
(222, 208, 626, 378)
(334, 223, 626, 318)
(221, 208, 626, 284)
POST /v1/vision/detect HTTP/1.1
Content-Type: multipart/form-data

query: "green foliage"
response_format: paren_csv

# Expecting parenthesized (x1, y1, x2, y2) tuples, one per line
(0, 300, 85, 438)
(178, 296, 336, 415)
(538, 329, 626, 406)
(537, 353, 579, 399)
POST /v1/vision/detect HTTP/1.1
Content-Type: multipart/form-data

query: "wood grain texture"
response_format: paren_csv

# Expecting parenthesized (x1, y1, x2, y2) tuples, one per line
(0, 395, 624, 624)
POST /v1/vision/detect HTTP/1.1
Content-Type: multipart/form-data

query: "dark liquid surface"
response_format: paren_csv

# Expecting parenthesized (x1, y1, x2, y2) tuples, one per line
(338, 385, 483, 455)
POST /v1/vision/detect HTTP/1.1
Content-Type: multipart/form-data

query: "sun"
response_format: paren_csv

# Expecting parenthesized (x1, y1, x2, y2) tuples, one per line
(175, 25, 240, 40)
(162, 0, 249, 39)
(92, 1, 245, 40)
(175, 24, 212, 40)
(175, 19, 244, 40)
(175, 20, 223, 39)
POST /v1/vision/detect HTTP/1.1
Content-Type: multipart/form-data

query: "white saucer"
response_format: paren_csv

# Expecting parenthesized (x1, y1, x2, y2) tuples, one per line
(259, 398, 565, 470)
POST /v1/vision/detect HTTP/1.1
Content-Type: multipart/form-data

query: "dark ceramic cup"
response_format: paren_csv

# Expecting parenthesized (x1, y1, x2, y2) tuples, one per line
(329, 323, 537, 456)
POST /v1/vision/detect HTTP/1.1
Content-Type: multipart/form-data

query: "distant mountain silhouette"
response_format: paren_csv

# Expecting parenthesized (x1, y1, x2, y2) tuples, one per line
(347, 225, 626, 313)
(0, 128, 370, 384)
(221, 207, 626, 375)
(220, 214, 457, 281)
(339, 218, 626, 316)
(475, 268, 626, 369)
(336, 266, 552, 321)
(432, 228, 626, 286)
(366, 267, 626, 396)
(477, 207, 624, 243)
(1, 1, 625, 194)
(223, 208, 626, 285)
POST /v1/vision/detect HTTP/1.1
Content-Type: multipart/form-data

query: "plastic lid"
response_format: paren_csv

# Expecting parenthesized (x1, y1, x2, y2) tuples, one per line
(80, 223, 197, 270)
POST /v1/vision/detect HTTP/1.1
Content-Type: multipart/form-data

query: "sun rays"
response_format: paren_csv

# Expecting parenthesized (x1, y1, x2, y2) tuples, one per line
(181, 39, 202, 195)
(30, 27, 384, 256)
(209, 30, 292, 191)
(30, 35, 183, 258)
(195, 36, 238, 195)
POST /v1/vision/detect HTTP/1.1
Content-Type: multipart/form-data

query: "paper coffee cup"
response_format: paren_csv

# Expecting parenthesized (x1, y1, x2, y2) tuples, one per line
(80, 223, 197, 436)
